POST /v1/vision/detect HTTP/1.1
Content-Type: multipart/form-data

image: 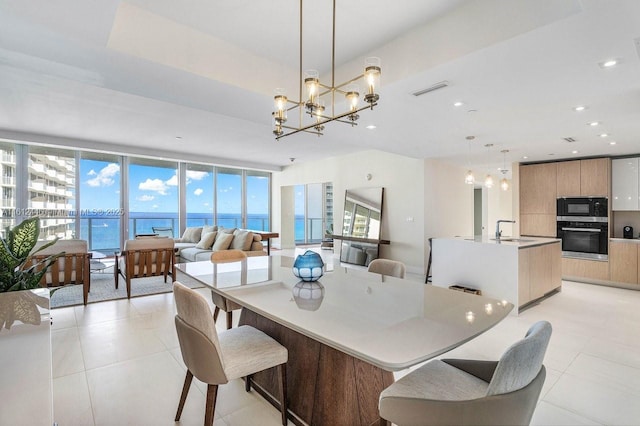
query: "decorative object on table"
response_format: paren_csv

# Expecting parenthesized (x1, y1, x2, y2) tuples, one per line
(0, 218, 62, 329)
(292, 250, 324, 282)
(292, 281, 325, 311)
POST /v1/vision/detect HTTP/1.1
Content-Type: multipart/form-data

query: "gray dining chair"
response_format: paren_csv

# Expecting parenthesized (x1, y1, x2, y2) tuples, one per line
(173, 281, 288, 426)
(379, 320, 552, 426)
(368, 258, 406, 279)
(210, 249, 247, 329)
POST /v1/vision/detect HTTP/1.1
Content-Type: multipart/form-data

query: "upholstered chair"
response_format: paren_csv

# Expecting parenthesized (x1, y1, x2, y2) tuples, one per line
(172, 282, 288, 426)
(378, 321, 552, 426)
(30, 239, 91, 305)
(368, 258, 406, 279)
(210, 249, 247, 329)
(115, 237, 175, 298)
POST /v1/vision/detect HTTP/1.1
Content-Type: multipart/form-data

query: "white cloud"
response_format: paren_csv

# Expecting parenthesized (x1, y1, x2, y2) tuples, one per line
(86, 163, 119, 187)
(151, 204, 159, 209)
(139, 178, 168, 195)
(203, 202, 209, 207)
(193, 188, 204, 196)
(165, 174, 178, 187)
(136, 195, 155, 202)
(186, 170, 209, 181)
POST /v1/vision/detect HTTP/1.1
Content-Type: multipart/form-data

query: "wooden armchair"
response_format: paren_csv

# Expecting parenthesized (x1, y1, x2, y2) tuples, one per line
(115, 238, 176, 299)
(30, 239, 91, 305)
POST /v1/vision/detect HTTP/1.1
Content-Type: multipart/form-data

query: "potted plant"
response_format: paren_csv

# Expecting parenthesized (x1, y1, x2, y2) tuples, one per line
(0, 217, 63, 330)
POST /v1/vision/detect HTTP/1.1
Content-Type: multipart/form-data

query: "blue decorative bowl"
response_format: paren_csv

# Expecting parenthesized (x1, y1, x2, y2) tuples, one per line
(292, 250, 324, 282)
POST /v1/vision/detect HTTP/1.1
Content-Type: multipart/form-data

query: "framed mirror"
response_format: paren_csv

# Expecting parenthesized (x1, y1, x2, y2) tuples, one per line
(340, 187, 384, 266)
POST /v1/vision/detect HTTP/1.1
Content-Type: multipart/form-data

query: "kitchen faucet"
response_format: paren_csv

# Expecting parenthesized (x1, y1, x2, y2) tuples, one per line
(495, 220, 516, 241)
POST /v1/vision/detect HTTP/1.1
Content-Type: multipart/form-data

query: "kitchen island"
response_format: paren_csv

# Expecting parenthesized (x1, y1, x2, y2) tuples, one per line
(432, 236, 562, 314)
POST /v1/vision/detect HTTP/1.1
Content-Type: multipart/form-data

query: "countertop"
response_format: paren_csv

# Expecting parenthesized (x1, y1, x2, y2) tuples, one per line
(610, 237, 640, 244)
(444, 236, 561, 248)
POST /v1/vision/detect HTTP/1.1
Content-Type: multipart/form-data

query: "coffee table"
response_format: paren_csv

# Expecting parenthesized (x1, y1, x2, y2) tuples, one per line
(89, 251, 109, 273)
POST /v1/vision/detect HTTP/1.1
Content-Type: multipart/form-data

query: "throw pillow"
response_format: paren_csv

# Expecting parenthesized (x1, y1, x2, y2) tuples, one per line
(212, 232, 234, 251)
(231, 230, 254, 251)
(181, 227, 202, 243)
(218, 226, 236, 234)
(195, 231, 217, 249)
(202, 225, 217, 235)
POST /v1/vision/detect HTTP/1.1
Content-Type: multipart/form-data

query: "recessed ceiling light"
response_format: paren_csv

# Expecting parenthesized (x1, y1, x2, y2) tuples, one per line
(588, 121, 599, 126)
(601, 59, 618, 68)
(572, 150, 579, 154)
(574, 106, 586, 112)
(453, 101, 464, 107)
(599, 133, 608, 138)
(467, 109, 477, 113)
(175, 136, 182, 140)
(366, 125, 376, 130)
(522, 156, 528, 159)
(609, 141, 617, 145)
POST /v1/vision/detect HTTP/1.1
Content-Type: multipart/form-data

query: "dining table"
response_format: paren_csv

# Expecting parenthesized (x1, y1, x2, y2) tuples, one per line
(177, 256, 513, 426)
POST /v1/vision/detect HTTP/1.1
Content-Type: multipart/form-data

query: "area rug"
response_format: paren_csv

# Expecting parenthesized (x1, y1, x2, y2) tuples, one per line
(50, 268, 205, 309)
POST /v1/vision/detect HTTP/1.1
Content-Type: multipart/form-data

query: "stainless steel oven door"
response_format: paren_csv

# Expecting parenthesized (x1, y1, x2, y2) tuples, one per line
(559, 225, 608, 260)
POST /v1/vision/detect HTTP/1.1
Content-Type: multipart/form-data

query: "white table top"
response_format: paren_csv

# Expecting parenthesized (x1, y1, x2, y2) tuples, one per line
(177, 257, 513, 371)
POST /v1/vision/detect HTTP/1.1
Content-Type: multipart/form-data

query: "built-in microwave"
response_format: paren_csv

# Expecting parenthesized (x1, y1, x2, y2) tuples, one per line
(557, 197, 607, 219)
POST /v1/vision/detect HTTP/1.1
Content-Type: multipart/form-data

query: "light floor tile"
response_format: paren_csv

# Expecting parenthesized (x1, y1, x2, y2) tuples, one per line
(53, 372, 94, 426)
(544, 371, 640, 425)
(78, 316, 167, 370)
(86, 351, 209, 425)
(565, 353, 640, 396)
(74, 298, 140, 326)
(581, 336, 640, 370)
(222, 400, 290, 426)
(50, 306, 77, 330)
(531, 401, 602, 426)
(52, 327, 85, 378)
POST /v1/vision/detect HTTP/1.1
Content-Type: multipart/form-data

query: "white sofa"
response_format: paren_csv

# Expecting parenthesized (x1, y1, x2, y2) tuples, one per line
(174, 226, 266, 262)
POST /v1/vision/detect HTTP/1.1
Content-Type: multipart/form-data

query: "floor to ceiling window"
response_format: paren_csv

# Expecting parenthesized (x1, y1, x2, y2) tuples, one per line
(27, 146, 76, 241)
(246, 170, 270, 231)
(128, 158, 178, 238)
(0, 142, 16, 237)
(294, 182, 333, 244)
(215, 167, 242, 229)
(79, 152, 121, 254)
(2, 141, 271, 247)
(186, 163, 214, 227)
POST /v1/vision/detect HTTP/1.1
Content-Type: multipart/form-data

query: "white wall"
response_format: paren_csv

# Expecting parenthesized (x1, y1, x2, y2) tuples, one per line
(273, 150, 425, 272)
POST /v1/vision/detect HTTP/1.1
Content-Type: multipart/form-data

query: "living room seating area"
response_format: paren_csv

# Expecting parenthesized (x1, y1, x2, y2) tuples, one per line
(174, 226, 267, 262)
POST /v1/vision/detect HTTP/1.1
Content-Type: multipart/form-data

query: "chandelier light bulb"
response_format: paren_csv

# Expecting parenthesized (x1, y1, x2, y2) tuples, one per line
(364, 57, 381, 104)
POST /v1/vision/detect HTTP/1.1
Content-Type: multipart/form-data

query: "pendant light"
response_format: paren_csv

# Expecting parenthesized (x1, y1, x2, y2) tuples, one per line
(484, 144, 494, 188)
(464, 136, 475, 185)
(500, 149, 509, 191)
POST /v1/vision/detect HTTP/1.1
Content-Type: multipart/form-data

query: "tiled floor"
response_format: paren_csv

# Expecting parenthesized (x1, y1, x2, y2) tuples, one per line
(50, 248, 640, 425)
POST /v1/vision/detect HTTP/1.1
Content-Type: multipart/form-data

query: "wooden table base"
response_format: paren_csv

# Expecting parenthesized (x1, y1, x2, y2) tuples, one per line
(239, 309, 394, 426)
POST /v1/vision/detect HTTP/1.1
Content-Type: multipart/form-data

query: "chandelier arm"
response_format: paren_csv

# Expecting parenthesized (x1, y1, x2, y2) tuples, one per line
(299, 0, 303, 132)
(331, 0, 336, 117)
(276, 103, 376, 139)
(333, 75, 365, 91)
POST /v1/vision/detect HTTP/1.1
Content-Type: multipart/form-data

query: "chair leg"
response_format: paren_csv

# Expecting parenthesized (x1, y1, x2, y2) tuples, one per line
(279, 363, 288, 426)
(213, 306, 220, 322)
(83, 282, 89, 306)
(245, 374, 252, 392)
(226, 311, 233, 330)
(205, 384, 218, 426)
(114, 267, 119, 289)
(175, 370, 193, 421)
(126, 275, 131, 299)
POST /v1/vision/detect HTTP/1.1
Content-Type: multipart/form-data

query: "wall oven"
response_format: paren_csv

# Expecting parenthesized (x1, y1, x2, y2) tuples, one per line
(556, 219, 608, 260)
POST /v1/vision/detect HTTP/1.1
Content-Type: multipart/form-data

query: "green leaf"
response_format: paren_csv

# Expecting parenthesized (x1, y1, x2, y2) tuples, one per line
(8, 217, 40, 261)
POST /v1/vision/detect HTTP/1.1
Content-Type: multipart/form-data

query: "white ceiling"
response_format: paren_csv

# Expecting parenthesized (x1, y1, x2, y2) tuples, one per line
(0, 0, 639, 174)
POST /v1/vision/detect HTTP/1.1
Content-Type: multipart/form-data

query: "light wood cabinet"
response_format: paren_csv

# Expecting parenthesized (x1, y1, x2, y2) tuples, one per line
(609, 241, 638, 284)
(520, 214, 556, 237)
(580, 158, 610, 197)
(557, 160, 581, 197)
(518, 242, 562, 308)
(520, 163, 557, 215)
(561, 257, 609, 281)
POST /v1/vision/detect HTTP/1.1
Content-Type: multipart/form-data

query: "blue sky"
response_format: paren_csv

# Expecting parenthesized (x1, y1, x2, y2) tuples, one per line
(79, 160, 268, 215)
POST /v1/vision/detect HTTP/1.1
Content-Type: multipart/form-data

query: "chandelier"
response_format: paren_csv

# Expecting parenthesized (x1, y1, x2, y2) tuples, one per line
(272, 0, 381, 140)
